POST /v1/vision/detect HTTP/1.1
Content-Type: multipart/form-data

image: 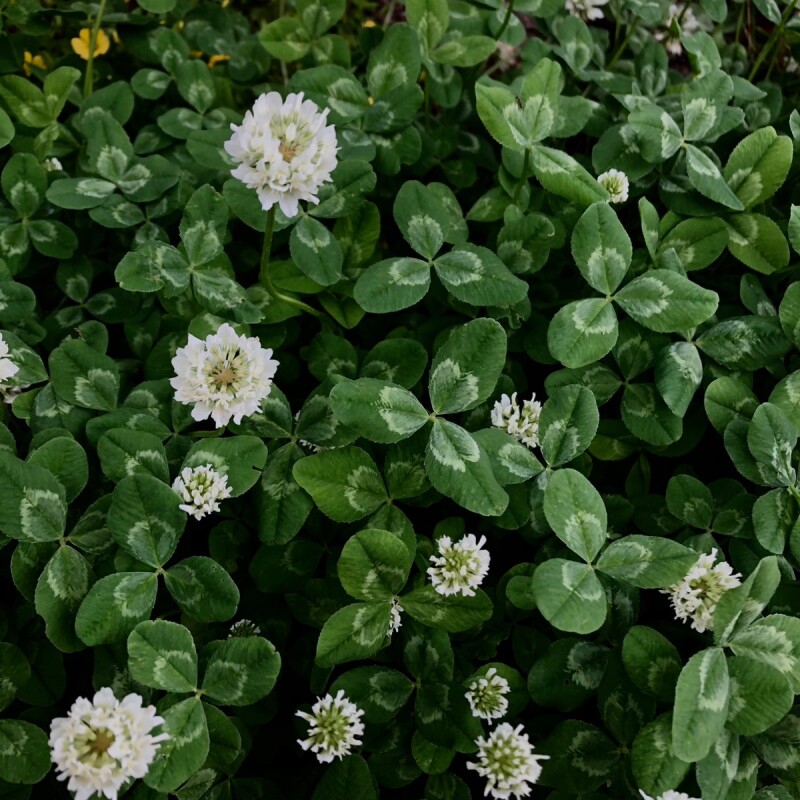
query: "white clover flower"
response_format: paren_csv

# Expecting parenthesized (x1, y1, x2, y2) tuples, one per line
(640, 791, 701, 800)
(466, 668, 510, 722)
(170, 322, 280, 428)
(0, 332, 19, 385)
(491, 392, 541, 449)
(388, 598, 403, 636)
(661, 548, 742, 633)
(228, 619, 261, 638)
(172, 464, 232, 520)
(655, 3, 701, 56)
(44, 156, 64, 172)
(49, 688, 169, 800)
(565, 0, 609, 22)
(466, 722, 549, 800)
(428, 533, 490, 597)
(224, 91, 338, 217)
(296, 690, 365, 764)
(597, 169, 629, 204)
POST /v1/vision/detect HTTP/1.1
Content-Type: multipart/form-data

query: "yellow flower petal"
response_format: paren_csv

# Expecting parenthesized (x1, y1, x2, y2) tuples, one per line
(71, 28, 110, 60)
(23, 51, 45, 75)
(208, 54, 231, 68)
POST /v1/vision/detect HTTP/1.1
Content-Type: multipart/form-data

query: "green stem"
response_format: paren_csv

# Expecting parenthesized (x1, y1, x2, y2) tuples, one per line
(607, 16, 639, 70)
(512, 149, 530, 205)
(83, 0, 108, 98)
(260, 207, 322, 318)
(424, 72, 430, 132)
(382, 0, 397, 30)
(495, 0, 516, 41)
(735, 1, 745, 44)
(748, 0, 797, 81)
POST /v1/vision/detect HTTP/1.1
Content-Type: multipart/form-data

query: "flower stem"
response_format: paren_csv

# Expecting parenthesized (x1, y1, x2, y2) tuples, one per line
(512, 149, 529, 205)
(260, 207, 322, 318)
(83, 0, 107, 98)
(495, 0, 516, 40)
(607, 16, 639, 69)
(382, 0, 397, 30)
(748, 0, 797, 81)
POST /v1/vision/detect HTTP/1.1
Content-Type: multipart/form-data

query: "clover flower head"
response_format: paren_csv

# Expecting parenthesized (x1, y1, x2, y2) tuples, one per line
(565, 0, 609, 22)
(228, 619, 261, 638)
(491, 392, 541, 449)
(49, 688, 169, 800)
(296, 690, 365, 764)
(170, 322, 280, 428)
(597, 169, 630, 203)
(172, 464, 232, 520)
(428, 533, 490, 597)
(224, 91, 339, 217)
(466, 668, 510, 722)
(466, 722, 549, 799)
(388, 598, 403, 636)
(0, 333, 19, 385)
(661, 548, 742, 633)
(44, 157, 63, 172)
(640, 791, 701, 800)
(655, 3, 701, 56)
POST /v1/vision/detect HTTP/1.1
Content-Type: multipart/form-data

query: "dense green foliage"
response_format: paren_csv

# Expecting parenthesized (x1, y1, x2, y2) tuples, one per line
(2, 0, 800, 798)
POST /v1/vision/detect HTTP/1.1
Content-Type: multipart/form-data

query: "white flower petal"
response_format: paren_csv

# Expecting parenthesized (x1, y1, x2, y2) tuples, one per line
(171, 323, 279, 429)
(49, 689, 169, 800)
(225, 90, 338, 215)
(296, 690, 365, 764)
(428, 533, 491, 597)
(466, 722, 548, 799)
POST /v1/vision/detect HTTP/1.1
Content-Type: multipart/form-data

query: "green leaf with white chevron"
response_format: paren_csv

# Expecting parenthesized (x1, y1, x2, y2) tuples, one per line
(672, 647, 730, 762)
(338, 528, 412, 601)
(400, 585, 493, 633)
(548, 298, 618, 369)
(143, 697, 209, 793)
(596, 535, 698, 588)
(33, 545, 92, 652)
(164, 556, 239, 622)
(0, 450, 66, 543)
(433, 244, 527, 307)
(723, 126, 792, 209)
(109, 474, 185, 568)
(293, 445, 388, 521)
(428, 318, 507, 414)
(615, 269, 718, 333)
(543, 468, 607, 562)
(538, 385, 599, 467)
(75, 571, 158, 646)
(571, 202, 632, 294)
(330, 378, 429, 443)
(201, 636, 281, 706)
(393, 180, 450, 259)
(127, 619, 198, 692)
(316, 600, 393, 667)
(424, 419, 508, 517)
(530, 144, 609, 206)
(354, 257, 431, 313)
(180, 435, 267, 497)
(290, 216, 344, 286)
(49, 339, 119, 411)
(532, 558, 607, 634)
(685, 143, 744, 210)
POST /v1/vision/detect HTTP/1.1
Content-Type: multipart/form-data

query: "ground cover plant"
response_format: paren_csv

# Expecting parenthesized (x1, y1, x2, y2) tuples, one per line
(2, 0, 800, 798)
